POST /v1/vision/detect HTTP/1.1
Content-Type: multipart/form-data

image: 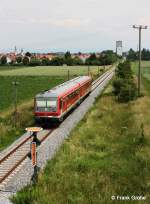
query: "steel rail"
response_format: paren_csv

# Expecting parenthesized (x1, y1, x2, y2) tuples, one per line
(0, 129, 54, 184)
(92, 69, 112, 86)
(92, 69, 114, 92)
(0, 135, 32, 165)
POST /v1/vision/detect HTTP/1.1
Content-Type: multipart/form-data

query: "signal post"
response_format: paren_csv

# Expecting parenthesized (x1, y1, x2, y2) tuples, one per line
(26, 127, 43, 183)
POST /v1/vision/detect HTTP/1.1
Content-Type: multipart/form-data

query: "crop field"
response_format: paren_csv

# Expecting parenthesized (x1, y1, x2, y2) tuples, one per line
(0, 65, 109, 76)
(11, 83, 150, 204)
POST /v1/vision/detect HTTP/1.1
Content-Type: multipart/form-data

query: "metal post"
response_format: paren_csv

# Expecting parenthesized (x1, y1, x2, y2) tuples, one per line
(68, 70, 70, 81)
(132, 25, 147, 96)
(12, 80, 19, 127)
(25, 127, 43, 184)
(138, 27, 141, 96)
(104, 60, 105, 71)
(88, 66, 90, 76)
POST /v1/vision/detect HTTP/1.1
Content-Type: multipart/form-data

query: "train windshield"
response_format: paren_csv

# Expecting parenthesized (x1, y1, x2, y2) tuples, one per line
(36, 97, 57, 112)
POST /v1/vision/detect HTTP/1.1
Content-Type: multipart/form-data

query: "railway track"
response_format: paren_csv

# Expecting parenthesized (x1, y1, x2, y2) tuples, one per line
(0, 130, 54, 188)
(0, 68, 115, 188)
(92, 68, 114, 91)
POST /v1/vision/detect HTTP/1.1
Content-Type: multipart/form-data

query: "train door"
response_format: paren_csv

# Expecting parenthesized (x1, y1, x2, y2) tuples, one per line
(61, 98, 67, 113)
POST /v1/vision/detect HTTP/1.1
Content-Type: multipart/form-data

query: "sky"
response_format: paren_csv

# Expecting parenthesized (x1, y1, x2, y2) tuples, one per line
(0, 0, 150, 53)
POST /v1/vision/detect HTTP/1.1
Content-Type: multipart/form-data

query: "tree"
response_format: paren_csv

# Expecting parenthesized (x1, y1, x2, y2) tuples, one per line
(65, 51, 71, 59)
(141, 48, 150, 61)
(127, 49, 137, 61)
(73, 56, 83, 65)
(25, 52, 32, 57)
(23, 56, 30, 65)
(64, 51, 74, 65)
(85, 53, 100, 65)
(16, 56, 22, 63)
(1, 55, 7, 65)
(99, 51, 117, 65)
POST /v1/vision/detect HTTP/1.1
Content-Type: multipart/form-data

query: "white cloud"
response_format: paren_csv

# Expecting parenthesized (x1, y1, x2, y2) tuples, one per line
(17, 18, 90, 27)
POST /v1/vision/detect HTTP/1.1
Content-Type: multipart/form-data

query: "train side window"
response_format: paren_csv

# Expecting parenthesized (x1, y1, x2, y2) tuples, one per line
(67, 90, 79, 100)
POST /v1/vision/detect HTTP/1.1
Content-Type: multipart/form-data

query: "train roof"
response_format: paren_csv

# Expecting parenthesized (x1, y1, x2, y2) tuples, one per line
(36, 76, 91, 98)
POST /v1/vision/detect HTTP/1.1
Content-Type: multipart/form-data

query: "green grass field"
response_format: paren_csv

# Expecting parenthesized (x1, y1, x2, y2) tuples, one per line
(132, 61, 150, 83)
(142, 61, 150, 80)
(0, 76, 65, 112)
(0, 65, 108, 76)
(11, 78, 150, 204)
(0, 65, 110, 112)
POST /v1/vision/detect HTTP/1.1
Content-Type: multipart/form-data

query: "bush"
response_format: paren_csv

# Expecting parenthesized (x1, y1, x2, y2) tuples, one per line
(113, 78, 124, 95)
(116, 61, 133, 79)
(29, 58, 41, 66)
(118, 80, 137, 102)
(50, 57, 64, 66)
(41, 58, 50, 66)
(113, 61, 137, 103)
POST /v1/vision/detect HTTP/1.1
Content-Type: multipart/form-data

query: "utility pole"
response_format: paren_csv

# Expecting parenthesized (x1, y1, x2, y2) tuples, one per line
(67, 69, 70, 81)
(12, 80, 19, 127)
(88, 66, 90, 76)
(103, 59, 105, 71)
(98, 66, 100, 76)
(133, 25, 147, 96)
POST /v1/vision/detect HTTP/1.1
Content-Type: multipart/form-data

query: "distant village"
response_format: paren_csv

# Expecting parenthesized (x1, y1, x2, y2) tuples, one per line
(0, 47, 94, 64)
(0, 46, 119, 66)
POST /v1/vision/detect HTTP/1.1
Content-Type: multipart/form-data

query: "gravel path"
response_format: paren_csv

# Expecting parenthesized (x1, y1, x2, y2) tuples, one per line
(0, 70, 114, 204)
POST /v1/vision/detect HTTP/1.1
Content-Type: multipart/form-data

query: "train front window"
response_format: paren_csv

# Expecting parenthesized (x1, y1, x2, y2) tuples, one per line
(47, 100, 57, 107)
(36, 100, 46, 107)
(36, 97, 57, 112)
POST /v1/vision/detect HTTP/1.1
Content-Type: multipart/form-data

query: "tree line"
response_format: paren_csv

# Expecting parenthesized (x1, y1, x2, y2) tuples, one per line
(0, 50, 118, 66)
(127, 48, 150, 61)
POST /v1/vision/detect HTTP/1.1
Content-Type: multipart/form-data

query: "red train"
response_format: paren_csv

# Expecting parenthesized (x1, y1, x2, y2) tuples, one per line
(34, 76, 92, 122)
